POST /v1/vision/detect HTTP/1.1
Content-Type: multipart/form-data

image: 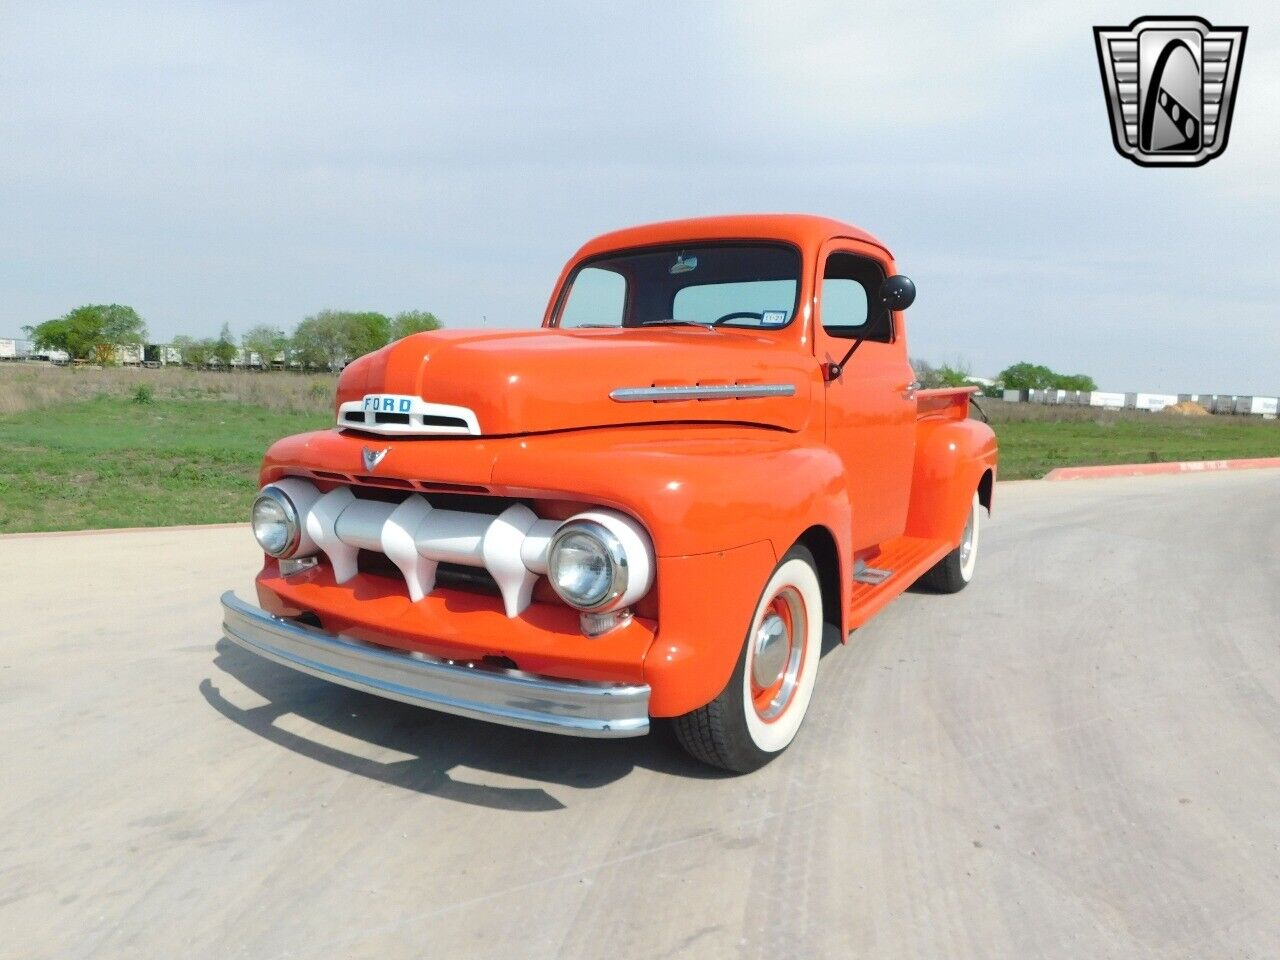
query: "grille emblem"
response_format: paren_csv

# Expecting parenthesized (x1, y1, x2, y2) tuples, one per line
(362, 446, 390, 471)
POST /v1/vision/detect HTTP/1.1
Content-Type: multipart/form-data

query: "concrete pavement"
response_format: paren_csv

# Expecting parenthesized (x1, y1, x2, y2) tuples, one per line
(1, 470, 1278, 959)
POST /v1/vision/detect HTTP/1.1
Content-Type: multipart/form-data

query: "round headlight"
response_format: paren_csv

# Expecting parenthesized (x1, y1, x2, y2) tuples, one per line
(251, 487, 300, 558)
(547, 520, 628, 611)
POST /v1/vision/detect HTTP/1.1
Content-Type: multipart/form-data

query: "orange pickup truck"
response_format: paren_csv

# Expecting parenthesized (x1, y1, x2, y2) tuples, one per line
(221, 214, 997, 772)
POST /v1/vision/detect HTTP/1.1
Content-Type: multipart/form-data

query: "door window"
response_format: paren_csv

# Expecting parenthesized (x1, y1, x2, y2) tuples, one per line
(821, 253, 892, 342)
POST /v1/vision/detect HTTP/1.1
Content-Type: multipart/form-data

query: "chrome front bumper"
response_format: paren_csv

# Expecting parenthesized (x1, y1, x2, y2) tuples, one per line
(219, 591, 650, 738)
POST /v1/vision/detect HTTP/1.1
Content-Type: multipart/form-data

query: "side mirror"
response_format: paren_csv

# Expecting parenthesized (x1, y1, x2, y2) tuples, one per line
(880, 275, 916, 311)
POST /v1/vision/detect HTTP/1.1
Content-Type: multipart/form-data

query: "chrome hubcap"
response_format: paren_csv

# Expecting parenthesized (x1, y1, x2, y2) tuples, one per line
(753, 612, 789, 688)
(960, 508, 975, 566)
(750, 587, 807, 722)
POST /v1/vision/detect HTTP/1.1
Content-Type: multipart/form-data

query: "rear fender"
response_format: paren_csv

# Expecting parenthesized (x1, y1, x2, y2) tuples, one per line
(905, 418, 998, 545)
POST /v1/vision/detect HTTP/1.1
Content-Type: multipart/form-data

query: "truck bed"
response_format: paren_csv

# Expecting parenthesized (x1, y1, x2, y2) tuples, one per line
(916, 385, 980, 420)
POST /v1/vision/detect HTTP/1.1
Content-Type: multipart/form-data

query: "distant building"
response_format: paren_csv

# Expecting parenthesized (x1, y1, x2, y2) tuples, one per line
(113, 344, 145, 365)
(0, 337, 32, 360)
(1001, 387, 1279, 418)
(143, 344, 183, 366)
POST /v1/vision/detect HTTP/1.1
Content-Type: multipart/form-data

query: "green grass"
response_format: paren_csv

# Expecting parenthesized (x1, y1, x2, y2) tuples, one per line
(0, 397, 329, 533)
(1, 390, 1278, 533)
(993, 416, 1280, 479)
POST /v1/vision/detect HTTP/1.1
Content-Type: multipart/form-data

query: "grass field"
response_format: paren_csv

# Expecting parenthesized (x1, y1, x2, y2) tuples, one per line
(0, 366, 333, 533)
(2, 365, 1278, 533)
(983, 406, 1280, 479)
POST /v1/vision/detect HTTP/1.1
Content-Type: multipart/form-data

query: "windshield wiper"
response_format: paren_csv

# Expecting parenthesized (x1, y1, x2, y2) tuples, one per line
(638, 319, 715, 329)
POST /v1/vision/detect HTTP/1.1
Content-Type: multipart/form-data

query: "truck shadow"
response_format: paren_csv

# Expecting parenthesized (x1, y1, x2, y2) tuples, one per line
(200, 638, 724, 812)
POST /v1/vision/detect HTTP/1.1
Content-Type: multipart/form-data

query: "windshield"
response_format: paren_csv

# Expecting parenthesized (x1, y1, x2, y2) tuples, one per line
(555, 243, 800, 330)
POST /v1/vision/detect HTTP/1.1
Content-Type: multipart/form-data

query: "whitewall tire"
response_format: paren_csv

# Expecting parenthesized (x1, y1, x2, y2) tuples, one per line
(920, 491, 981, 593)
(673, 545, 824, 773)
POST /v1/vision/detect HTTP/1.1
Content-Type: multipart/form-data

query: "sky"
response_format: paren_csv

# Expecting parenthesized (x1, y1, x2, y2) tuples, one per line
(1, 1, 1277, 394)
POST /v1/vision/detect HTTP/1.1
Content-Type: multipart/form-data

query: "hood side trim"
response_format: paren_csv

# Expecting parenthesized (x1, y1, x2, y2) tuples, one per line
(610, 383, 797, 403)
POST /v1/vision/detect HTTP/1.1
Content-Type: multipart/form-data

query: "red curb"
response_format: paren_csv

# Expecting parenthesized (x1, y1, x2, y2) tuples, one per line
(1044, 457, 1280, 481)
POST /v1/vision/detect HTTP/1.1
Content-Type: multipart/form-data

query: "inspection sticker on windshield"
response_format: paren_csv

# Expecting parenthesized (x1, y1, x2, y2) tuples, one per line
(761, 310, 788, 326)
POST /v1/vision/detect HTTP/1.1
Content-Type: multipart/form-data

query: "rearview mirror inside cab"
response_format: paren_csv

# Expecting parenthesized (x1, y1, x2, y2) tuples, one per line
(880, 275, 916, 311)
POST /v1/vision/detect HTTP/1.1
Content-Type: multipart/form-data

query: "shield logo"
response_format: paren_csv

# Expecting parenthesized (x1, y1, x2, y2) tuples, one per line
(1094, 17, 1247, 167)
(361, 446, 390, 471)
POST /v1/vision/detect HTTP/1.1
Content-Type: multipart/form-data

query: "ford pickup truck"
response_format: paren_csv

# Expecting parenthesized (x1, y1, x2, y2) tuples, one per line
(220, 214, 998, 772)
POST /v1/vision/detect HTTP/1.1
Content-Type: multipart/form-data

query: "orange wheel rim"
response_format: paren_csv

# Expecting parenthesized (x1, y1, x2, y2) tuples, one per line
(749, 586, 806, 722)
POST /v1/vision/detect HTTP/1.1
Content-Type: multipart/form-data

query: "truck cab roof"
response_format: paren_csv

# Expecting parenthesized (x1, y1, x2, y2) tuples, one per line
(569, 214, 891, 262)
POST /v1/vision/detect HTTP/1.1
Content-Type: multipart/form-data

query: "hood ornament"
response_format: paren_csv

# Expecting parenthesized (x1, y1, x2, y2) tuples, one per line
(362, 446, 390, 471)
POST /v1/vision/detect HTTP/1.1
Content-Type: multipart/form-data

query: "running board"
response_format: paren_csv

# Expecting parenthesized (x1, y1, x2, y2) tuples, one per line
(847, 535, 953, 631)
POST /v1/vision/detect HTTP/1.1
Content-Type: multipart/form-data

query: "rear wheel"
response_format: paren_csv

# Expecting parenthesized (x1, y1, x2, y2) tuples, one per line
(919, 492, 981, 593)
(672, 545, 824, 773)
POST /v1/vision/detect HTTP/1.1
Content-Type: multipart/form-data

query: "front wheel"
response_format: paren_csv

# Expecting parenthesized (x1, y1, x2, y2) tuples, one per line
(919, 492, 981, 594)
(672, 545, 824, 773)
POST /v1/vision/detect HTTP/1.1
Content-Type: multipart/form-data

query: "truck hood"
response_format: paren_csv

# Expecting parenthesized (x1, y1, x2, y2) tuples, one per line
(334, 327, 814, 436)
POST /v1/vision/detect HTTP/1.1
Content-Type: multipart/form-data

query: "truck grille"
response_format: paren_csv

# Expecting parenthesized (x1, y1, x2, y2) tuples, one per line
(276, 477, 561, 618)
(356, 549, 501, 597)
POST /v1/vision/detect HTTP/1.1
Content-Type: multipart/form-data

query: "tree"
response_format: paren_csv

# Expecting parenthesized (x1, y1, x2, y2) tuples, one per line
(172, 335, 214, 369)
(292, 310, 392, 369)
(241, 325, 287, 368)
(1054, 373, 1098, 392)
(345, 311, 392, 359)
(291, 312, 348, 370)
(914, 358, 981, 389)
(390, 310, 443, 340)
(210, 322, 238, 368)
(24, 304, 147, 363)
(936, 363, 974, 388)
(997, 362, 1057, 391)
(911, 358, 943, 389)
(997, 361, 1097, 393)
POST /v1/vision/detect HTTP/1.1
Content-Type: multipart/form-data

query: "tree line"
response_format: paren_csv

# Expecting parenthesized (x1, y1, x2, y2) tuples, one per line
(23, 304, 443, 368)
(28, 307, 1097, 395)
(913, 359, 1097, 396)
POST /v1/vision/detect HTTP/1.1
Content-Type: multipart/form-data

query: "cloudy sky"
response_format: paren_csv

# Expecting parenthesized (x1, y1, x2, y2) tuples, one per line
(2, 1, 1276, 393)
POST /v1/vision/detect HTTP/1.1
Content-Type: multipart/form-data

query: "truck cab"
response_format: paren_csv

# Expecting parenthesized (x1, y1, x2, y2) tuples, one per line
(221, 214, 997, 772)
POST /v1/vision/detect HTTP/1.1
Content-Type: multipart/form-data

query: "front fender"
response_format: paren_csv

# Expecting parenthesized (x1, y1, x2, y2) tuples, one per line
(491, 427, 850, 560)
(495, 427, 854, 715)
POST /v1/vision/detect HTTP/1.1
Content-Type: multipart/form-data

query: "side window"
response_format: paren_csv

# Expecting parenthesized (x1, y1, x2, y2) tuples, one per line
(559, 267, 626, 328)
(821, 253, 891, 341)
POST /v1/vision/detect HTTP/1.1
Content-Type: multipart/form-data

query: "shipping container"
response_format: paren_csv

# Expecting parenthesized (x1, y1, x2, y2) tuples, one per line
(113, 344, 144, 365)
(1088, 391, 1126, 408)
(1135, 393, 1178, 412)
